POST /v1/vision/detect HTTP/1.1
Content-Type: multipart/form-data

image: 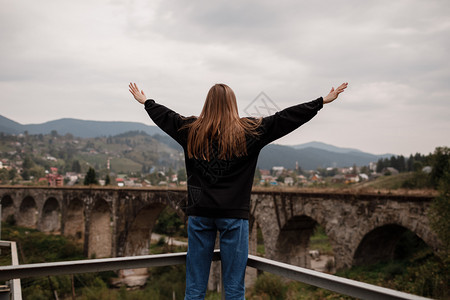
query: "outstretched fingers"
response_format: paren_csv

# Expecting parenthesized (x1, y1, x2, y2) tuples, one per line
(336, 82, 348, 94)
(129, 82, 139, 95)
(129, 82, 147, 104)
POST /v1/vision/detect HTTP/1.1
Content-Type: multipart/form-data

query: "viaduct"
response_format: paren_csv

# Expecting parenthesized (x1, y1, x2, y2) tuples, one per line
(0, 186, 440, 286)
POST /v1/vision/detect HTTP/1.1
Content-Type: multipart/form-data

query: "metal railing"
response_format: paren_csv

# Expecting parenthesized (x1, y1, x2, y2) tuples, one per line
(0, 247, 432, 300)
(0, 241, 22, 300)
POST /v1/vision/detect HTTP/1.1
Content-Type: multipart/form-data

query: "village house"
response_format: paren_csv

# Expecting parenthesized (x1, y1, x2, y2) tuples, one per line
(284, 176, 294, 186)
(271, 166, 285, 176)
(41, 167, 63, 186)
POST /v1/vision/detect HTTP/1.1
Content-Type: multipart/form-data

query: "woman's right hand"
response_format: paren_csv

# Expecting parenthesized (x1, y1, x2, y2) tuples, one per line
(323, 82, 348, 104)
(129, 82, 147, 104)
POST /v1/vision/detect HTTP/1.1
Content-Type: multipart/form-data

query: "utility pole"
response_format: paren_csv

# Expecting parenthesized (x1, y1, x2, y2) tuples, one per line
(71, 274, 76, 300)
(0, 203, 2, 254)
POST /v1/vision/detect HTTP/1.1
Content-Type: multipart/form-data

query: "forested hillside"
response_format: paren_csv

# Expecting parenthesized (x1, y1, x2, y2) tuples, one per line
(0, 131, 184, 184)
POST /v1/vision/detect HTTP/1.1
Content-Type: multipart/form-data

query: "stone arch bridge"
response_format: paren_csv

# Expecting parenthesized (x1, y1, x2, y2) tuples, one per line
(0, 186, 439, 272)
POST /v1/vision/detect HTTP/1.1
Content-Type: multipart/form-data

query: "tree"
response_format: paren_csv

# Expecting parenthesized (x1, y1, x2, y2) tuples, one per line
(428, 169, 450, 298)
(84, 167, 98, 185)
(376, 158, 385, 173)
(105, 174, 111, 186)
(64, 133, 74, 140)
(22, 155, 35, 180)
(0, 169, 9, 182)
(29, 166, 45, 179)
(51, 130, 58, 138)
(253, 168, 262, 185)
(360, 165, 369, 175)
(23, 156, 34, 169)
(407, 154, 414, 172)
(428, 147, 450, 262)
(72, 160, 81, 173)
(167, 168, 175, 178)
(8, 168, 17, 180)
(430, 147, 450, 188)
(177, 168, 187, 182)
(397, 155, 406, 172)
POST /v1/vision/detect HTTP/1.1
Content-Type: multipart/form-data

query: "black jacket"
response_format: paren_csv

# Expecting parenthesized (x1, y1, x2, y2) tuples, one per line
(144, 97, 323, 219)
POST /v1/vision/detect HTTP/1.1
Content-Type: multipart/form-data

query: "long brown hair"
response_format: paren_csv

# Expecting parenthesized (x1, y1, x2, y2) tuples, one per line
(184, 84, 261, 161)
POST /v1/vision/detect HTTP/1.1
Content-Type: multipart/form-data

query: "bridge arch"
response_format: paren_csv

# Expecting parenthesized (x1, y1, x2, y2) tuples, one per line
(353, 224, 431, 266)
(40, 197, 61, 232)
(124, 203, 166, 256)
(18, 196, 38, 228)
(64, 198, 85, 242)
(275, 215, 320, 268)
(88, 198, 112, 258)
(349, 201, 440, 267)
(1, 194, 14, 222)
(119, 201, 178, 287)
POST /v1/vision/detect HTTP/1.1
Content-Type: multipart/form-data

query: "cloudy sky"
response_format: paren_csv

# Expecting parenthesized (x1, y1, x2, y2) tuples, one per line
(1, 0, 449, 156)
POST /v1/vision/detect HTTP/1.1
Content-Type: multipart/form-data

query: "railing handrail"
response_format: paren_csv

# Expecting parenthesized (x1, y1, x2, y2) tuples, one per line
(0, 240, 22, 300)
(247, 254, 430, 300)
(0, 246, 431, 300)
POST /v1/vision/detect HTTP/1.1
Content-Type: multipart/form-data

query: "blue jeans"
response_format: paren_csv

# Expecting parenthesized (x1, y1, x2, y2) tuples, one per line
(184, 216, 249, 300)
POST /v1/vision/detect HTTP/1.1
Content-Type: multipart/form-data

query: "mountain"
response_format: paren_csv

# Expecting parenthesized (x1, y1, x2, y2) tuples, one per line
(0, 115, 24, 134)
(0, 114, 395, 169)
(257, 143, 394, 170)
(291, 141, 363, 154)
(291, 141, 394, 157)
(0, 114, 164, 138)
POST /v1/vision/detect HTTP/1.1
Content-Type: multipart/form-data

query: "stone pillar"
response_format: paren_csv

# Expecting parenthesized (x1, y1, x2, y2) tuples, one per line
(245, 221, 257, 287)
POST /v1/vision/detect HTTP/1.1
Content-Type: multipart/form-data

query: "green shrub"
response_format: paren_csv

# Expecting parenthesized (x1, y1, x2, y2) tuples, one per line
(253, 273, 287, 299)
(5, 214, 16, 225)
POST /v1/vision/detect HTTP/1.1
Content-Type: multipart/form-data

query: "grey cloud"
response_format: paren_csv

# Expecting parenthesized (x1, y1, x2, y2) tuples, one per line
(0, 0, 448, 155)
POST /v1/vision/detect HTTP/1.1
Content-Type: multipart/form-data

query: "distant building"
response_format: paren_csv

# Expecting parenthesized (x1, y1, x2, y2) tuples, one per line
(284, 177, 294, 186)
(65, 172, 79, 186)
(345, 174, 360, 183)
(310, 174, 322, 182)
(297, 175, 307, 185)
(261, 175, 277, 184)
(271, 166, 285, 176)
(44, 173, 63, 186)
(359, 173, 369, 181)
(260, 169, 270, 176)
(332, 174, 346, 183)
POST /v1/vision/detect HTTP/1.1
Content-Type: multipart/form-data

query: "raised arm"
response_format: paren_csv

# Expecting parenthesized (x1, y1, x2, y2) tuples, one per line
(129, 82, 147, 104)
(258, 82, 348, 146)
(129, 82, 188, 145)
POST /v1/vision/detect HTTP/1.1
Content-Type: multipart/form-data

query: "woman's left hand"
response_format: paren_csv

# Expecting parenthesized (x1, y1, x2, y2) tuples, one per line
(129, 82, 147, 104)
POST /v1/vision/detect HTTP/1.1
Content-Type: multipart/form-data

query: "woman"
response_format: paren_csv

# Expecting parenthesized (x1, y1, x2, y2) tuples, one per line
(129, 82, 347, 299)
